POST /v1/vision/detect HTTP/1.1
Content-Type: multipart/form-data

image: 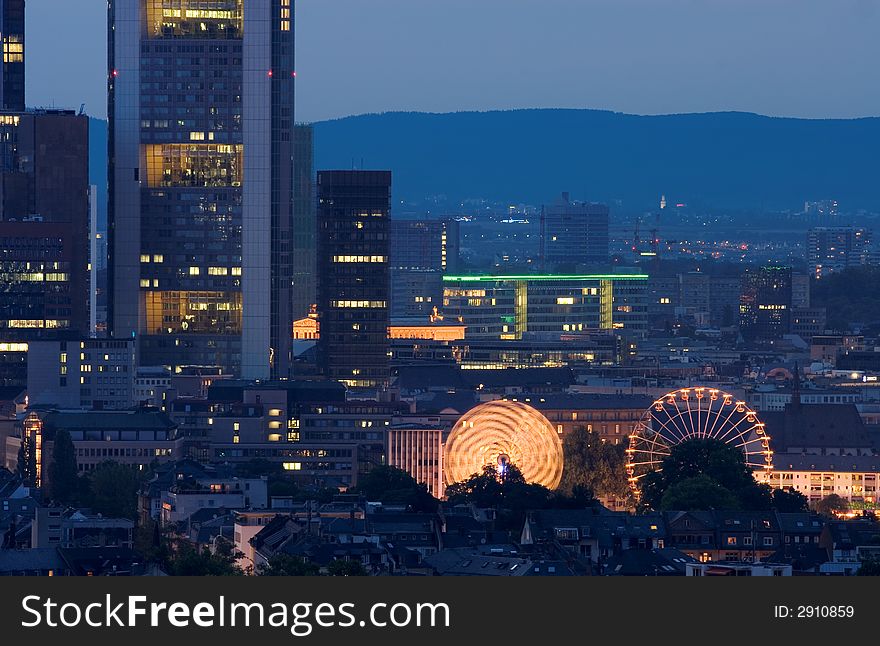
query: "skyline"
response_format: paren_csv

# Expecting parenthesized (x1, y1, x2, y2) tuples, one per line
(23, 0, 880, 123)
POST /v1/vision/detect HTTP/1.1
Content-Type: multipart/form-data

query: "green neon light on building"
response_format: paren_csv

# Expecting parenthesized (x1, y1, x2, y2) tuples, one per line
(442, 274, 649, 282)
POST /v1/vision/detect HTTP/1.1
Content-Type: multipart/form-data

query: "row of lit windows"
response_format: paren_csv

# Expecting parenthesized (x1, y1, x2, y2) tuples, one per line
(330, 300, 387, 309)
(332, 255, 387, 263)
(6, 320, 67, 329)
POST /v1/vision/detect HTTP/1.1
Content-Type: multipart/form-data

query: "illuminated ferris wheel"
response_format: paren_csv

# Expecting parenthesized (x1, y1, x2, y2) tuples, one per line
(625, 388, 773, 495)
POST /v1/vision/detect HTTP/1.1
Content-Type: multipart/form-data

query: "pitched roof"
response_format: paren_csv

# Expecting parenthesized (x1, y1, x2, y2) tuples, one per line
(764, 403, 873, 452)
(603, 548, 695, 576)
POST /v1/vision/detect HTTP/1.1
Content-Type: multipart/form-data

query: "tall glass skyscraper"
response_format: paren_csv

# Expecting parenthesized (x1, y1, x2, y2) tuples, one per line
(108, 0, 295, 380)
(0, 0, 25, 112)
(317, 171, 391, 390)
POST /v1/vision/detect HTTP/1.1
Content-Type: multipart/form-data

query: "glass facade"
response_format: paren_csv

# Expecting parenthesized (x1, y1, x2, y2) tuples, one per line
(0, 113, 91, 342)
(109, 0, 295, 378)
(0, 0, 24, 112)
(317, 171, 391, 390)
(442, 275, 649, 340)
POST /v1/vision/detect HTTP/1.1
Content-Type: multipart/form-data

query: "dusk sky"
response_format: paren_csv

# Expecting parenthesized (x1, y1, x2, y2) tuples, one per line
(25, 0, 880, 122)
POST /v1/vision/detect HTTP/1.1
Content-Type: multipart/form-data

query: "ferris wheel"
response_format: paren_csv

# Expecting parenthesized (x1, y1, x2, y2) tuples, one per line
(625, 388, 773, 494)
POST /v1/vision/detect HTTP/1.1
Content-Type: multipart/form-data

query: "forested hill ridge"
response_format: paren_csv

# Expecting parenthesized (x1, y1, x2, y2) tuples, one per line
(88, 109, 880, 226)
(312, 109, 880, 210)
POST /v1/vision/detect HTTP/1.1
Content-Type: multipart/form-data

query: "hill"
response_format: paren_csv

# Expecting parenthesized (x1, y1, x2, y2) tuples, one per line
(87, 109, 880, 225)
(312, 109, 880, 211)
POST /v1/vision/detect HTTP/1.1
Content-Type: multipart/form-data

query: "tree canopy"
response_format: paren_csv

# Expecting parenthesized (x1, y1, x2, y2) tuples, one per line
(48, 429, 79, 505)
(560, 429, 629, 500)
(353, 465, 438, 512)
(639, 438, 796, 512)
(84, 461, 141, 520)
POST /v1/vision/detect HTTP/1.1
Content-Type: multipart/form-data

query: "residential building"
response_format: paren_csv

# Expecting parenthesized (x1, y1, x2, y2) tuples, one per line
(807, 227, 873, 279)
(766, 455, 880, 505)
(31, 507, 134, 550)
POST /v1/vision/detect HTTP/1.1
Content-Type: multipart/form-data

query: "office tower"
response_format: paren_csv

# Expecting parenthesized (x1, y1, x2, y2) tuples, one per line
(807, 227, 873, 279)
(317, 170, 391, 389)
(540, 192, 609, 269)
(292, 124, 315, 320)
(0, 110, 91, 339)
(791, 272, 810, 308)
(108, 0, 295, 379)
(442, 273, 649, 340)
(740, 266, 793, 341)
(389, 219, 458, 318)
(0, 0, 24, 112)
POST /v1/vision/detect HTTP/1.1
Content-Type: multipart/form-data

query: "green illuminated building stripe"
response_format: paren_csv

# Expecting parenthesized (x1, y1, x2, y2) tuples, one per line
(443, 274, 649, 282)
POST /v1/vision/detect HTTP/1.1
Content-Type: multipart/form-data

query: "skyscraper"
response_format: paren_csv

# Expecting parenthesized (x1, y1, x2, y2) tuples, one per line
(389, 219, 458, 318)
(108, 0, 295, 380)
(0, 0, 25, 112)
(540, 192, 609, 269)
(0, 111, 91, 340)
(317, 170, 391, 390)
(740, 266, 793, 341)
(292, 124, 315, 321)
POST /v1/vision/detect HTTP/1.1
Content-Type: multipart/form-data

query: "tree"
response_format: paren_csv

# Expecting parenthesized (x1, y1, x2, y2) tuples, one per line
(445, 464, 551, 511)
(327, 559, 368, 576)
(548, 484, 598, 509)
(560, 429, 629, 499)
(659, 475, 741, 511)
(168, 539, 243, 576)
(85, 461, 141, 520)
(857, 557, 880, 576)
(48, 430, 79, 506)
(134, 517, 169, 564)
(16, 436, 36, 487)
(737, 483, 774, 511)
(772, 488, 809, 513)
(354, 465, 438, 512)
(258, 554, 320, 576)
(640, 439, 757, 511)
(812, 494, 849, 517)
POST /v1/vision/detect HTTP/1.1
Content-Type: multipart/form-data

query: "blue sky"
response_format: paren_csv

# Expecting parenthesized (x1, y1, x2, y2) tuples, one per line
(25, 0, 880, 122)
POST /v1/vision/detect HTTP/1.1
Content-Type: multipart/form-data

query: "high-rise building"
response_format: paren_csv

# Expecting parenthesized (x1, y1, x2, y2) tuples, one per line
(807, 227, 873, 279)
(316, 170, 391, 390)
(540, 192, 609, 269)
(740, 266, 793, 341)
(108, 0, 295, 379)
(292, 124, 316, 321)
(0, 0, 25, 112)
(0, 110, 91, 340)
(389, 219, 459, 318)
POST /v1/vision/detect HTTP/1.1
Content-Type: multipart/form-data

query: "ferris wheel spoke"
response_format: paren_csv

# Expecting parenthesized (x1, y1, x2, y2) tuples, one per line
(628, 389, 774, 499)
(702, 393, 717, 438)
(719, 423, 763, 448)
(651, 414, 690, 444)
(666, 397, 695, 441)
(706, 401, 739, 442)
(713, 411, 753, 444)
